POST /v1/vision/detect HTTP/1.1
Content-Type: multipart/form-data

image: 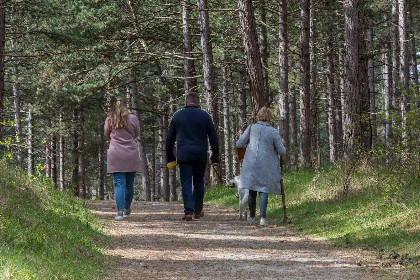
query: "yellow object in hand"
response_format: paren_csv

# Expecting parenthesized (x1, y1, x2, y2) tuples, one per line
(167, 161, 178, 169)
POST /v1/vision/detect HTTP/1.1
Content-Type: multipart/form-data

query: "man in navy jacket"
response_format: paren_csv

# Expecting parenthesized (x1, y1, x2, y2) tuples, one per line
(166, 93, 219, 221)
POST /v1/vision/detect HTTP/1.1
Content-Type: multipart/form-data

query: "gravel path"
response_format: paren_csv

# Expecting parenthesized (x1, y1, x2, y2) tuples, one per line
(93, 200, 397, 280)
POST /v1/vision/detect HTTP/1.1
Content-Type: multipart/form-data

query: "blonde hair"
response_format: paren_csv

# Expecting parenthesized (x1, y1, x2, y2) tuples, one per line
(108, 97, 129, 129)
(257, 106, 272, 123)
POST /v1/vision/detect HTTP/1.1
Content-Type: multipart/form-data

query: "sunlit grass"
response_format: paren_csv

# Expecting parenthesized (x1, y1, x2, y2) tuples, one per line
(205, 164, 420, 268)
(0, 159, 108, 280)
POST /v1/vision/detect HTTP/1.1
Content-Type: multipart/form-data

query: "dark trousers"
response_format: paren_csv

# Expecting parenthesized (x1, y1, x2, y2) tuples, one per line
(179, 161, 207, 215)
(248, 190, 268, 218)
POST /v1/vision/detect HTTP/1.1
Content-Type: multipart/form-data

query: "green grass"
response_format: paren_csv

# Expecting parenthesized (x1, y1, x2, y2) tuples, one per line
(206, 163, 420, 267)
(0, 159, 108, 280)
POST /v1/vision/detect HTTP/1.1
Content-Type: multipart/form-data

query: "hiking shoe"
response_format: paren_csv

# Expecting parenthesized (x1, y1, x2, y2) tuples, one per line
(123, 208, 132, 218)
(260, 217, 269, 227)
(115, 211, 124, 221)
(247, 216, 256, 225)
(182, 214, 193, 221)
(193, 211, 204, 219)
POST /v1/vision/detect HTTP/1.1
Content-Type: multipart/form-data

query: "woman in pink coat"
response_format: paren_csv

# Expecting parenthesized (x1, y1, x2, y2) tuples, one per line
(104, 97, 141, 220)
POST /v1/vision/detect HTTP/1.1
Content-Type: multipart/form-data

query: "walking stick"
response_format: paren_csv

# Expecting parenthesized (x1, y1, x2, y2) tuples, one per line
(280, 156, 287, 223)
(212, 164, 223, 182)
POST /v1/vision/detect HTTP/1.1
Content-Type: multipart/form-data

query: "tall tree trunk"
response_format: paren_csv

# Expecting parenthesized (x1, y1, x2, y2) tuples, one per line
(151, 127, 157, 200)
(51, 133, 57, 188)
(78, 103, 87, 199)
(407, 9, 418, 86)
(382, 32, 392, 144)
(398, 0, 409, 148)
(222, 58, 231, 183)
(278, 0, 289, 164)
(238, 66, 247, 133)
(367, 26, 375, 149)
(238, 0, 267, 117)
(309, 0, 319, 166)
(258, 0, 269, 104)
(45, 125, 51, 178)
(27, 109, 34, 175)
(11, 39, 23, 166)
(182, 0, 198, 95)
(0, 4, 5, 140)
(327, 42, 337, 163)
(391, 0, 399, 128)
(59, 110, 65, 191)
(169, 99, 178, 202)
(289, 85, 298, 167)
(129, 73, 151, 201)
(160, 102, 169, 202)
(98, 123, 105, 199)
(299, 0, 311, 168)
(335, 48, 344, 157)
(343, 0, 369, 160)
(72, 110, 79, 197)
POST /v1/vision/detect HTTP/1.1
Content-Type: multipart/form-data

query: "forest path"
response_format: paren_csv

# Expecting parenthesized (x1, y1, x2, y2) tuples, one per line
(93, 200, 394, 280)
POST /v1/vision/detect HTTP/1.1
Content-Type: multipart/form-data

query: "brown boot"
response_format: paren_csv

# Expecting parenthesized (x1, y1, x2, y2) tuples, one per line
(182, 214, 193, 221)
(193, 211, 204, 219)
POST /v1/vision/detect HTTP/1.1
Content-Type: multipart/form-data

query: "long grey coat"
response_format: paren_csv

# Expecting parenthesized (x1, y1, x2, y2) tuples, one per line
(236, 121, 286, 195)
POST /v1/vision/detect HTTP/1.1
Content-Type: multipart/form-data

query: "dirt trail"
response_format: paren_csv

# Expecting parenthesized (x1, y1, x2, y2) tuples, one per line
(93, 200, 397, 280)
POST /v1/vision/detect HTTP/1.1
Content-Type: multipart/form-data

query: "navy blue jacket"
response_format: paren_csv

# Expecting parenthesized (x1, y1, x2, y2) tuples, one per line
(166, 105, 219, 164)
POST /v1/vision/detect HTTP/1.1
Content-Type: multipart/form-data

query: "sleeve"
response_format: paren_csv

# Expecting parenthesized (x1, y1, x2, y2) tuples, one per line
(274, 130, 286, 156)
(104, 118, 111, 140)
(207, 116, 219, 163)
(235, 125, 251, 148)
(165, 117, 177, 163)
(133, 115, 140, 139)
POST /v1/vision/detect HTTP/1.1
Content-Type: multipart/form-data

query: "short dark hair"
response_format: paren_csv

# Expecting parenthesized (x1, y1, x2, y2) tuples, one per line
(185, 93, 200, 104)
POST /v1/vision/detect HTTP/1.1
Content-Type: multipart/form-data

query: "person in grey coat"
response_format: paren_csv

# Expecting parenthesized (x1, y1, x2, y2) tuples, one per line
(236, 107, 286, 227)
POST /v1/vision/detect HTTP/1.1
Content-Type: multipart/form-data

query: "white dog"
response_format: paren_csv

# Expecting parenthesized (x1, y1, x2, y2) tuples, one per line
(227, 176, 249, 220)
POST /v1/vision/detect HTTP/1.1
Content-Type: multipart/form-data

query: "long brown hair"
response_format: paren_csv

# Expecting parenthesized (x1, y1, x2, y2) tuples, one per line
(108, 97, 129, 129)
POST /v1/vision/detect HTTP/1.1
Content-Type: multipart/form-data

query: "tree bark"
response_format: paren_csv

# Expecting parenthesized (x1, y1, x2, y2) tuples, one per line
(382, 31, 392, 144)
(159, 102, 169, 202)
(59, 110, 65, 192)
(222, 58, 231, 183)
(278, 0, 289, 164)
(407, 9, 418, 86)
(258, 0, 269, 104)
(327, 42, 337, 163)
(367, 27, 375, 149)
(0, 4, 5, 140)
(289, 85, 298, 167)
(343, 0, 369, 160)
(27, 109, 34, 175)
(45, 125, 51, 178)
(78, 103, 87, 199)
(129, 73, 151, 201)
(398, 0, 409, 148)
(391, 0, 399, 127)
(169, 99, 178, 202)
(238, 0, 267, 117)
(51, 133, 57, 188)
(72, 109, 79, 197)
(238, 66, 247, 134)
(11, 38, 23, 167)
(299, 0, 311, 168)
(98, 123, 105, 199)
(151, 127, 157, 200)
(182, 0, 198, 95)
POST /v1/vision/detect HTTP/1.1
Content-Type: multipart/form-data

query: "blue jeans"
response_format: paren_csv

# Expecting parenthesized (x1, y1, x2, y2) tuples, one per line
(179, 162, 207, 215)
(248, 190, 268, 218)
(113, 172, 136, 211)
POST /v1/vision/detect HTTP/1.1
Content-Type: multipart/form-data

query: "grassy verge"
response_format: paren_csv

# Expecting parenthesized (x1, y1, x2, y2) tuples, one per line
(205, 163, 419, 269)
(0, 159, 108, 280)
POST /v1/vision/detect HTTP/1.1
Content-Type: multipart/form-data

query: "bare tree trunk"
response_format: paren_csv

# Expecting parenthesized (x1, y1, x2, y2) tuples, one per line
(407, 9, 418, 86)
(129, 73, 151, 201)
(335, 48, 344, 157)
(309, 0, 320, 167)
(382, 36, 392, 144)
(258, 0, 269, 104)
(151, 127, 157, 200)
(59, 110, 65, 191)
(182, 0, 198, 95)
(27, 109, 34, 175)
(238, 66, 247, 133)
(98, 123, 105, 199)
(398, 0, 409, 148)
(0, 4, 5, 140)
(299, 0, 311, 168)
(238, 0, 267, 117)
(78, 103, 87, 199)
(160, 103, 169, 202)
(278, 0, 289, 164)
(367, 27, 375, 149)
(391, 0, 399, 128)
(289, 85, 298, 167)
(222, 58, 231, 183)
(45, 125, 51, 178)
(72, 110, 79, 197)
(327, 43, 337, 163)
(51, 133, 58, 188)
(11, 38, 23, 166)
(169, 99, 178, 202)
(343, 0, 369, 160)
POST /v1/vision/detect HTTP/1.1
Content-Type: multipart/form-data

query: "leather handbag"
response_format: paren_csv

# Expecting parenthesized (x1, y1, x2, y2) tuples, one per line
(235, 125, 252, 164)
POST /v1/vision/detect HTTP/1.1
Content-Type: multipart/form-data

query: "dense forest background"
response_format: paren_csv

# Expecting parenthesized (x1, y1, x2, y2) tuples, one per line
(0, 0, 418, 201)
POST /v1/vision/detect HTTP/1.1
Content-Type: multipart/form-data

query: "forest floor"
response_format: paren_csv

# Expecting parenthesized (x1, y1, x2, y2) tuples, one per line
(93, 200, 403, 280)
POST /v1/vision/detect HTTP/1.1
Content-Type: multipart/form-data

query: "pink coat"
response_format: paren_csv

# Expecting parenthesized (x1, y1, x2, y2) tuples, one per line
(104, 114, 141, 174)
